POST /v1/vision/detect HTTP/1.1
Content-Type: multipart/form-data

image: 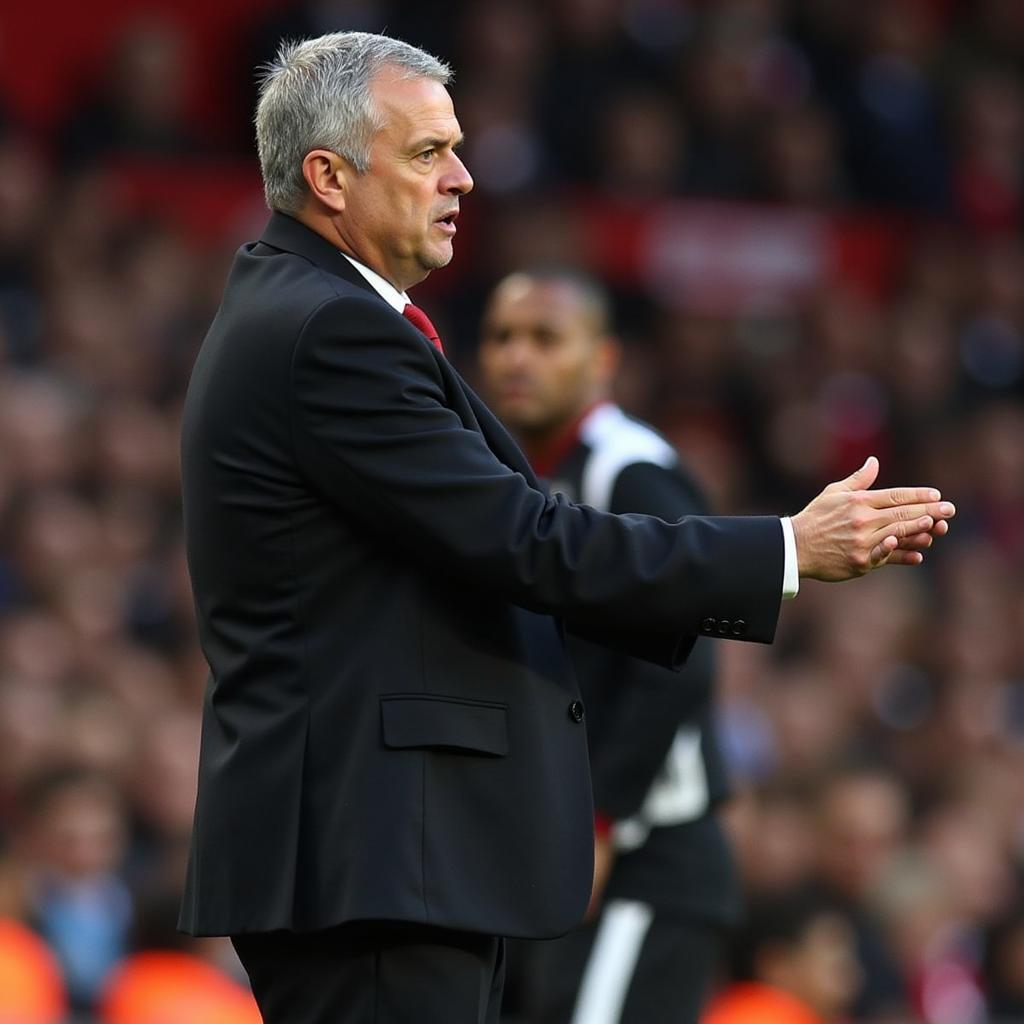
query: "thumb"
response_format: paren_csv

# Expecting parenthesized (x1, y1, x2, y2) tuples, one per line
(839, 455, 879, 492)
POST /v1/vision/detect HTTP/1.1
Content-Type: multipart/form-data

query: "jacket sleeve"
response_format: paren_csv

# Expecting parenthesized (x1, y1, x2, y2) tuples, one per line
(289, 296, 783, 666)
(580, 461, 721, 819)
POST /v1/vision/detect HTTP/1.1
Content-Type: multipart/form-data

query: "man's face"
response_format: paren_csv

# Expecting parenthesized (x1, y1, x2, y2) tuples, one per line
(33, 785, 126, 880)
(479, 277, 613, 437)
(818, 777, 907, 899)
(770, 913, 862, 1019)
(339, 67, 472, 291)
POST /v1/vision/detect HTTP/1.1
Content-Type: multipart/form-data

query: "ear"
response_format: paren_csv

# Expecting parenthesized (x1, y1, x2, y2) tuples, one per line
(301, 149, 348, 213)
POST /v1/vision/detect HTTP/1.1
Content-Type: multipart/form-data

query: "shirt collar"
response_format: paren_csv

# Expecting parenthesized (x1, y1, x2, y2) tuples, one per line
(340, 253, 409, 313)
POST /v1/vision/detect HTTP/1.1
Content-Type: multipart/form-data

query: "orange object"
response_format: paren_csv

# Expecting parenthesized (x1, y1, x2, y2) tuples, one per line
(703, 982, 825, 1024)
(0, 917, 67, 1024)
(100, 951, 262, 1024)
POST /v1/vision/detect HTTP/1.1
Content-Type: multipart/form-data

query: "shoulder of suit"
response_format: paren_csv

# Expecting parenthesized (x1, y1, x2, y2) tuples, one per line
(241, 243, 398, 323)
(578, 404, 679, 511)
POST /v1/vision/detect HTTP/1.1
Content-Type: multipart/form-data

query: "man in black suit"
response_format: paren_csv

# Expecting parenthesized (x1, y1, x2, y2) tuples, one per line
(478, 269, 742, 1023)
(178, 30, 954, 1024)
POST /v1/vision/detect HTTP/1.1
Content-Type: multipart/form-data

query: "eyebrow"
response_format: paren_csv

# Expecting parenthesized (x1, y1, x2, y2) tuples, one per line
(411, 133, 466, 152)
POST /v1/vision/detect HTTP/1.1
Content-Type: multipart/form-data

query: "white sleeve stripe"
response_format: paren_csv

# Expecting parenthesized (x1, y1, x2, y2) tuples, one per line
(571, 899, 655, 1024)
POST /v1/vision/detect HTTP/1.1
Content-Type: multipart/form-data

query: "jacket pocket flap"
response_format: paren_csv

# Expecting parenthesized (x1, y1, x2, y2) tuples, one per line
(380, 695, 509, 756)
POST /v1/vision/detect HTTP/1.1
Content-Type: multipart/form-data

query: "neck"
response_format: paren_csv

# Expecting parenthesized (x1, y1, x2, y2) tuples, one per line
(518, 425, 567, 465)
(519, 399, 609, 478)
(294, 209, 414, 292)
(335, 238, 406, 292)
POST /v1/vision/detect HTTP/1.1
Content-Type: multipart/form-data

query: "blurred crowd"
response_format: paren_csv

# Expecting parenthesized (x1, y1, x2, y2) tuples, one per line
(0, 0, 1022, 1021)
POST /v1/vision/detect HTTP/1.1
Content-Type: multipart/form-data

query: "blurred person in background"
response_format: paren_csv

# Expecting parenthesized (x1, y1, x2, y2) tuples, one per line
(596, 89, 686, 200)
(679, 13, 770, 199)
(870, 848, 986, 1024)
(0, 373, 87, 497)
(833, 0, 951, 212)
(12, 766, 132, 1015)
(703, 885, 861, 1024)
(58, 16, 203, 168)
(881, 795, 1019, 1024)
(479, 268, 740, 1023)
(811, 764, 909, 1020)
(725, 783, 817, 898)
(451, 0, 549, 198)
(756, 103, 847, 207)
(537, 0, 664, 186)
(126, 706, 202, 894)
(951, 69, 1024, 234)
(0, 671, 64, 843)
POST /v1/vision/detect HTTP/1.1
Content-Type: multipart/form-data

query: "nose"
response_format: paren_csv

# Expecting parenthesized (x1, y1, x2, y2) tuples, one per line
(503, 334, 534, 368)
(443, 151, 474, 196)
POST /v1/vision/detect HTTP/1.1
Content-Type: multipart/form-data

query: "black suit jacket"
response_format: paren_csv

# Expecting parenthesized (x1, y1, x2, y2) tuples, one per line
(177, 213, 784, 939)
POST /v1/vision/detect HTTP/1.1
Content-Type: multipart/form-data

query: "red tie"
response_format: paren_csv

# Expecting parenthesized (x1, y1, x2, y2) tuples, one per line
(402, 303, 444, 355)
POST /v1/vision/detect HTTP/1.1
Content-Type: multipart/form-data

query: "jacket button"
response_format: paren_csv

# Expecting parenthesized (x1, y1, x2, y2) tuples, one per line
(732, 619, 747, 636)
(568, 700, 585, 723)
(700, 617, 716, 633)
(717, 619, 731, 635)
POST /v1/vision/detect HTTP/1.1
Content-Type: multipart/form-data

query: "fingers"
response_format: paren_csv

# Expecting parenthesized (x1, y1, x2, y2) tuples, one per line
(864, 486, 942, 508)
(869, 534, 899, 567)
(881, 514, 950, 545)
(897, 532, 934, 552)
(828, 455, 879, 494)
(801, 459, 954, 580)
(871, 537, 928, 566)
(879, 523, 945, 564)
(868, 515, 951, 571)
(868, 500, 955, 538)
(890, 500, 955, 522)
(871, 535, 931, 568)
(885, 549, 926, 566)
(871, 514, 934, 543)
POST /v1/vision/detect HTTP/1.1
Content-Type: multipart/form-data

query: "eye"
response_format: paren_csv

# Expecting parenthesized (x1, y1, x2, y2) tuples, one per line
(416, 149, 436, 163)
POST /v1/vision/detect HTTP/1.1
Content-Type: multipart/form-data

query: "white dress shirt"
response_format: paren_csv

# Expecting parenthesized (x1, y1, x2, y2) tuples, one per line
(341, 252, 408, 313)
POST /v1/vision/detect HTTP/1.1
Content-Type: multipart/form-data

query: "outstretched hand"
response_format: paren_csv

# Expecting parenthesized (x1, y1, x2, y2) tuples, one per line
(791, 456, 955, 582)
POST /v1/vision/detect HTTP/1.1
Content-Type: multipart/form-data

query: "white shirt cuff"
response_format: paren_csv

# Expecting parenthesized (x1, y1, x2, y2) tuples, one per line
(780, 517, 799, 600)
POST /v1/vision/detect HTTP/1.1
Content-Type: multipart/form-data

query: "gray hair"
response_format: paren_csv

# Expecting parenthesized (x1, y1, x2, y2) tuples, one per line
(255, 31, 452, 214)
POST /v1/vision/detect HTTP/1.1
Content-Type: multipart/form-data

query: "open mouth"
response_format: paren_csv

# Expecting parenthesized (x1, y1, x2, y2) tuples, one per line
(436, 210, 459, 229)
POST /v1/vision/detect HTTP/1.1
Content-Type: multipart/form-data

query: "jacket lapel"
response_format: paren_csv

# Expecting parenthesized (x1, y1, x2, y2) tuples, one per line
(259, 215, 538, 487)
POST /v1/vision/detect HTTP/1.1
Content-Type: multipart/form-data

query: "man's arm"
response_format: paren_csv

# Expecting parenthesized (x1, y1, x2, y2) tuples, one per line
(290, 298, 953, 658)
(292, 296, 783, 660)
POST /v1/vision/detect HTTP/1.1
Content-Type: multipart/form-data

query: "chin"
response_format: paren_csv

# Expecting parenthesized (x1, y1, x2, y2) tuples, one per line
(499, 404, 543, 430)
(423, 244, 454, 270)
